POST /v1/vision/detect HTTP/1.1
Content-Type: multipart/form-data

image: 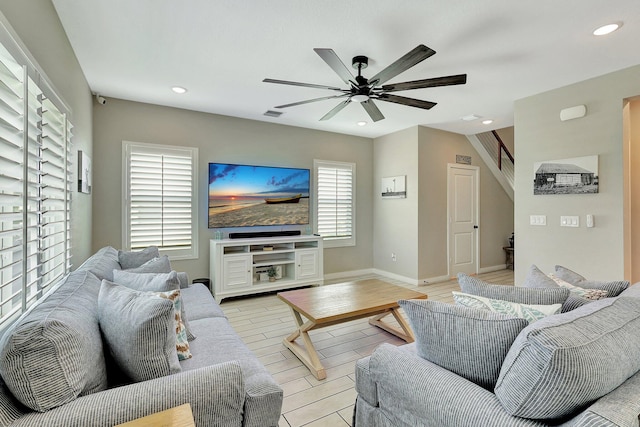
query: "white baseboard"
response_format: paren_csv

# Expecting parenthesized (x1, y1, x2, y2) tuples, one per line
(323, 268, 376, 282)
(479, 264, 507, 274)
(371, 269, 420, 285)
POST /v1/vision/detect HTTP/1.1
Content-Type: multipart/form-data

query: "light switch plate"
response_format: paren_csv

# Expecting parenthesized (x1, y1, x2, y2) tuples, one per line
(530, 215, 547, 225)
(560, 216, 579, 227)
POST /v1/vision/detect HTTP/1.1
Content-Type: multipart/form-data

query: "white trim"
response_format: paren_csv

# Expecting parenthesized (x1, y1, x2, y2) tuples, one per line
(479, 264, 508, 274)
(466, 134, 513, 201)
(446, 163, 480, 277)
(417, 274, 453, 286)
(322, 268, 376, 282)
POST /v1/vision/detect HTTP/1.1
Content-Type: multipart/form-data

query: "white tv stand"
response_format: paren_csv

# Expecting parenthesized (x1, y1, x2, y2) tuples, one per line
(209, 235, 324, 302)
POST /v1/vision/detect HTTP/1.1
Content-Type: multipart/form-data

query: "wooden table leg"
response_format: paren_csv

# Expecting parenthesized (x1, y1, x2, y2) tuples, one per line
(282, 308, 326, 380)
(368, 307, 415, 343)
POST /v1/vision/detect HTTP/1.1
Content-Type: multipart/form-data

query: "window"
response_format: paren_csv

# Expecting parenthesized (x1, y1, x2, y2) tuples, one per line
(122, 141, 198, 260)
(0, 40, 73, 330)
(314, 160, 355, 248)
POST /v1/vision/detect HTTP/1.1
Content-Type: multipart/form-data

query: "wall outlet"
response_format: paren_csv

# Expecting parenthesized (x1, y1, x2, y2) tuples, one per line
(391, 253, 397, 262)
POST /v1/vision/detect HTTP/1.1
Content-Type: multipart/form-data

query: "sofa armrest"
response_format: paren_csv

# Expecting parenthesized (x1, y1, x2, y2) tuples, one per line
(11, 362, 245, 427)
(355, 356, 377, 407)
(366, 344, 546, 427)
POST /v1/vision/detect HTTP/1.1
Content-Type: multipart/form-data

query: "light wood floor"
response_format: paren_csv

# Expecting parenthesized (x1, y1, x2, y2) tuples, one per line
(219, 270, 514, 427)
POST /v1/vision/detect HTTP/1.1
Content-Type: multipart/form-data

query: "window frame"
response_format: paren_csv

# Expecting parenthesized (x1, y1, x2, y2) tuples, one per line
(313, 159, 356, 248)
(122, 141, 199, 260)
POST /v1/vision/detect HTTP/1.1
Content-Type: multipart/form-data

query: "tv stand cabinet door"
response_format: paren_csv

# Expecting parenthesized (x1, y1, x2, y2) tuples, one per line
(296, 249, 320, 280)
(222, 255, 252, 290)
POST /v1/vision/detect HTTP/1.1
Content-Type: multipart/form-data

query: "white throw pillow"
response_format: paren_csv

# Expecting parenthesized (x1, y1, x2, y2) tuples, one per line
(547, 273, 608, 300)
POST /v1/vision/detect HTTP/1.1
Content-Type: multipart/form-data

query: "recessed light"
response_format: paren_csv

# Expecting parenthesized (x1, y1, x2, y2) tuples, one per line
(171, 86, 187, 94)
(482, 119, 493, 125)
(593, 22, 622, 36)
(357, 121, 367, 126)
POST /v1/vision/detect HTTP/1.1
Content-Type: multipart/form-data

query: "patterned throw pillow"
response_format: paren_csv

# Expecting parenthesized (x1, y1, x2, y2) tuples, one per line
(548, 273, 608, 300)
(154, 289, 192, 361)
(554, 265, 629, 296)
(452, 292, 561, 323)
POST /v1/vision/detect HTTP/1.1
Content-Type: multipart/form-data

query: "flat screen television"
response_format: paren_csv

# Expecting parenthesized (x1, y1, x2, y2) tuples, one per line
(208, 162, 310, 228)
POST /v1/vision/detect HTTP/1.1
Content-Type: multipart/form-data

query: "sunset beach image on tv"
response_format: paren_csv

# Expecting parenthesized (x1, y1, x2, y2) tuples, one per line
(208, 163, 310, 228)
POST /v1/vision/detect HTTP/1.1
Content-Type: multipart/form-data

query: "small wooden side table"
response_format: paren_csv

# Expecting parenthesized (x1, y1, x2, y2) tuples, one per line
(503, 246, 514, 270)
(115, 403, 195, 427)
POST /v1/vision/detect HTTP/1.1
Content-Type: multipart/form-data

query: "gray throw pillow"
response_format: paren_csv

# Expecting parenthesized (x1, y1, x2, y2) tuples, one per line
(399, 299, 528, 390)
(118, 246, 160, 269)
(97, 280, 181, 382)
(521, 264, 557, 288)
(76, 246, 121, 281)
(458, 273, 570, 305)
(111, 270, 195, 341)
(495, 296, 640, 419)
(125, 255, 172, 274)
(554, 265, 629, 296)
(0, 271, 107, 412)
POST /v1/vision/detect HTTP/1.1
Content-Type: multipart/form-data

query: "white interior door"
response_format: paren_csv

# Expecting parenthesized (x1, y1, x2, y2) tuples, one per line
(448, 164, 479, 276)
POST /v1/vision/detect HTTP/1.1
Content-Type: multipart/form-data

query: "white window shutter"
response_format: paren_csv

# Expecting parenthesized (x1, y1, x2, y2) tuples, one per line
(124, 142, 198, 259)
(314, 160, 356, 248)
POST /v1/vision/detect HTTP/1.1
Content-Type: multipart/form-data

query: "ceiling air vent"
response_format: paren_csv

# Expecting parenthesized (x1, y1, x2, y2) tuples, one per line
(264, 110, 283, 118)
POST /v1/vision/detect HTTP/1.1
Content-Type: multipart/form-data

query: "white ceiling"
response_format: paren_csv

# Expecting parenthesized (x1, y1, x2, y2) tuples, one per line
(51, 0, 640, 138)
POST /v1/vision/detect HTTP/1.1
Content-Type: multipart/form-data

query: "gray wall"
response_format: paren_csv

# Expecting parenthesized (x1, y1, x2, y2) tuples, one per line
(0, 1, 93, 267)
(373, 125, 514, 283)
(514, 64, 640, 284)
(92, 98, 373, 279)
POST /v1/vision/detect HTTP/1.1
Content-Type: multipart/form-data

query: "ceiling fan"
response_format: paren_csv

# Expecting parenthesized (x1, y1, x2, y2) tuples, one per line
(263, 44, 467, 122)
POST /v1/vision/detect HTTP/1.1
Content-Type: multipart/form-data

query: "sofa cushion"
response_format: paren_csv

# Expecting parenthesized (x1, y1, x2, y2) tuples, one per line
(452, 292, 561, 323)
(117, 246, 160, 269)
(554, 265, 629, 296)
(180, 283, 226, 320)
(98, 281, 181, 382)
(0, 270, 107, 412)
(399, 299, 528, 390)
(458, 273, 570, 305)
(76, 246, 121, 281)
(495, 296, 640, 419)
(111, 270, 195, 341)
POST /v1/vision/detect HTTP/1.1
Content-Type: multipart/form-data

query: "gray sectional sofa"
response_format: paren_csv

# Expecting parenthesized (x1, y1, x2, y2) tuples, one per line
(0, 246, 282, 427)
(354, 272, 640, 426)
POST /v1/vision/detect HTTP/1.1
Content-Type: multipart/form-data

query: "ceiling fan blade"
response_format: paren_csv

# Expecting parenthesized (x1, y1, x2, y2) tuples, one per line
(275, 94, 349, 109)
(263, 78, 344, 92)
(314, 48, 355, 85)
(320, 99, 351, 121)
(361, 100, 385, 122)
(381, 74, 467, 92)
(377, 94, 437, 110)
(368, 45, 436, 86)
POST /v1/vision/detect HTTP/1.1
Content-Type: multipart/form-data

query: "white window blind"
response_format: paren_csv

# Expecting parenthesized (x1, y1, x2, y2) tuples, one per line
(123, 141, 198, 260)
(0, 40, 73, 330)
(314, 160, 356, 248)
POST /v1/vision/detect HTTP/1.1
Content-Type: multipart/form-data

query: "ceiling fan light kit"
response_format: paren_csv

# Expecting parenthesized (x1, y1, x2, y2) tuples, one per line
(263, 44, 467, 122)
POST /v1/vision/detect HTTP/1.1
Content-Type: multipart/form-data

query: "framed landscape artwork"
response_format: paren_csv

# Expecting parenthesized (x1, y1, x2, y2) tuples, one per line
(78, 150, 92, 194)
(533, 155, 598, 195)
(381, 175, 406, 198)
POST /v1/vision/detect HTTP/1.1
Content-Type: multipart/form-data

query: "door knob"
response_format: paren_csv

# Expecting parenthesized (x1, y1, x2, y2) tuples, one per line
(473, 225, 479, 229)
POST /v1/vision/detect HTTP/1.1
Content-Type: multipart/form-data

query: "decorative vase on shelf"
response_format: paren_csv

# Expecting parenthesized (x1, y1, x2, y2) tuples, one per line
(509, 233, 514, 248)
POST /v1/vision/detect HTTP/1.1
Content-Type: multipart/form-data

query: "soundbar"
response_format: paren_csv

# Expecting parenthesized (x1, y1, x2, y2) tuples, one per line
(228, 230, 301, 239)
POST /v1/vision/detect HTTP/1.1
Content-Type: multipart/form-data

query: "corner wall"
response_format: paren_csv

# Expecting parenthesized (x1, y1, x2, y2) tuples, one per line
(0, 1, 93, 267)
(514, 64, 640, 284)
(92, 98, 373, 280)
(373, 125, 513, 283)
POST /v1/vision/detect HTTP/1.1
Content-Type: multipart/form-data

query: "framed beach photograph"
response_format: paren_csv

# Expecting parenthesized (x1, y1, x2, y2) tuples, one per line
(78, 150, 92, 194)
(533, 155, 598, 195)
(381, 175, 406, 198)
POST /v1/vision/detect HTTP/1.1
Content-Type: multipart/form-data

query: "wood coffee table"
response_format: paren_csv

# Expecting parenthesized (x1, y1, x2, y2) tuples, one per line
(277, 279, 428, 380)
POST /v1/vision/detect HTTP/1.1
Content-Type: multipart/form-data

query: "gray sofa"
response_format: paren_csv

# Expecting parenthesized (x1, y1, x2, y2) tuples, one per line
(0, 246, 282, 427)
(354, 274, 640, 427)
